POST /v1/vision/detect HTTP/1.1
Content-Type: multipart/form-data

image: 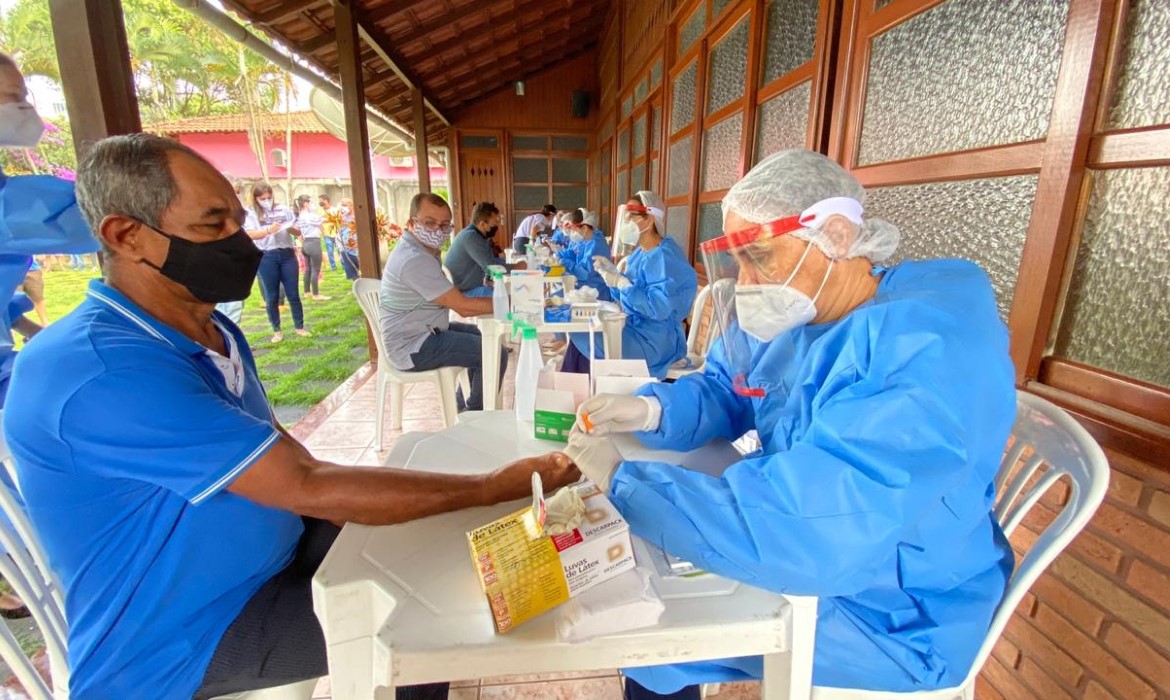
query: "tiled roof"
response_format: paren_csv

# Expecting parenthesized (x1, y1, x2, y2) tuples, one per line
(147, 111, 327, 135)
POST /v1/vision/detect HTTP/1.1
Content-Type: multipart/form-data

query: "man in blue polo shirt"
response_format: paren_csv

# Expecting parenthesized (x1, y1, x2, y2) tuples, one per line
(2, 133, 579, 700)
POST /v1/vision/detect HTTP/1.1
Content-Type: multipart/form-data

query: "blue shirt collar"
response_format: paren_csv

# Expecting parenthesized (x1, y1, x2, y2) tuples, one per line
(85, 279, 214, 357)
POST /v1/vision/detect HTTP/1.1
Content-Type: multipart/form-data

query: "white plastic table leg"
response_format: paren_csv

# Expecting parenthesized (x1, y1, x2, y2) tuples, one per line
(761, 596, 817, 700)
(480, 319, 505, 410)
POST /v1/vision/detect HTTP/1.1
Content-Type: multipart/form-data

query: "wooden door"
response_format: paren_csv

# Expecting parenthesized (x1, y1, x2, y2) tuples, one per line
(459, 150, 506, 236)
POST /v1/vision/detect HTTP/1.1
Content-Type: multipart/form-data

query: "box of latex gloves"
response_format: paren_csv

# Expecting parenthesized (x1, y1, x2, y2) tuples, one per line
(467, 476, 635, 633)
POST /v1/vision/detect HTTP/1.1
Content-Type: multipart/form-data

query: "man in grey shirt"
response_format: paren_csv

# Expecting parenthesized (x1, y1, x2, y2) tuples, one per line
(445, 201, 504, 297)
(380, 193, 507, 410)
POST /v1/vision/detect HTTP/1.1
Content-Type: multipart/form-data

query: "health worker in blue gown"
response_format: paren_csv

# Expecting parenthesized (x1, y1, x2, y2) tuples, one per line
(0, 53, 101, 406)
(561, 191, 697, 380)
(564, 150, 1016, 700)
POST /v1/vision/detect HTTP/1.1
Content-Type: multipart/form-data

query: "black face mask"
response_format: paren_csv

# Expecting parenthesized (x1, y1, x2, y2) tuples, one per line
(140, 223, 263, 303)
(485, 225, 499, 238)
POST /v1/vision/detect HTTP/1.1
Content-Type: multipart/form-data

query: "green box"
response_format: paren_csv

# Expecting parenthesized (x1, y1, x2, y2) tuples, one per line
(534, 410, 576, 443)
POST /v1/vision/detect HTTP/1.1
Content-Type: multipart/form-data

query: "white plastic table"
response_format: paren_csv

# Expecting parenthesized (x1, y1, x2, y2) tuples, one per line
(312, 412, 817, 700)
(476, 313, 626, 410)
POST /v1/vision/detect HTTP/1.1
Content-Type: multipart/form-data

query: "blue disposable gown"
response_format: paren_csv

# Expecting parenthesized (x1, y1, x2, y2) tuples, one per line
(559, 234, 613, 302)
(615, 259, 1015, 693)
(0, 169, 100, 404)
(570, 238, 697, 378)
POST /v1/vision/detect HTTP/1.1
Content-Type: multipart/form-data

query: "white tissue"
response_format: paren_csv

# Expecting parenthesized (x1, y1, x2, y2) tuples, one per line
(556, 567, 665, 642)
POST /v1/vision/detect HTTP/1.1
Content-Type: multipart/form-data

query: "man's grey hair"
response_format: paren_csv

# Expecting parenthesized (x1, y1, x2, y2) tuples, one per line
(75, 133, 216, 252)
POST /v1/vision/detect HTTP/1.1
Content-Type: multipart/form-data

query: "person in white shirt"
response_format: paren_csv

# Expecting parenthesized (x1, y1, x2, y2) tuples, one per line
(512, 204, 556, 254)
(294, 195, 329, 301)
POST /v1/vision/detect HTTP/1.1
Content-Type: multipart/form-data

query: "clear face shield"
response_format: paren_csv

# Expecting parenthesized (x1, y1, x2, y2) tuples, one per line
(699, 214, 829, 398)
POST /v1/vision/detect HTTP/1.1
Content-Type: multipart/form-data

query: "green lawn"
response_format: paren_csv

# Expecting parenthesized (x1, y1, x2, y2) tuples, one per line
(32, 266, 371, 415)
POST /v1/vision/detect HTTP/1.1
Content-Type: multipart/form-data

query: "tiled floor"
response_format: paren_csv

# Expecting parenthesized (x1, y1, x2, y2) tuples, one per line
(298, 355, 765, 700)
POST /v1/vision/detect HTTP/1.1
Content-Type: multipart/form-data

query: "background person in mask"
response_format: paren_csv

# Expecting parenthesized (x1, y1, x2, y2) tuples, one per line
(2, 135, 579, 699)
(562, 191, 696, 379)
(565, 150, 1016, 699)
(556, 207, 612, 302)
(445, 201, 506, 298)
(336, 197, 361, 280)
(379, 193, 509, 411)
(245, 183, 306, 343)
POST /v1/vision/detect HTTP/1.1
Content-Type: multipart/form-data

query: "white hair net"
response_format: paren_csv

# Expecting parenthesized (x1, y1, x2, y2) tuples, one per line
(633, 190, 666, 236)
(579, 209, 599, 229)
(721, 150, 900, 262)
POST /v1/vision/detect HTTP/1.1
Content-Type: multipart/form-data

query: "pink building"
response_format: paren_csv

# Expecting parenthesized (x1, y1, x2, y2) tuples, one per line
(149, 111, 447, 221)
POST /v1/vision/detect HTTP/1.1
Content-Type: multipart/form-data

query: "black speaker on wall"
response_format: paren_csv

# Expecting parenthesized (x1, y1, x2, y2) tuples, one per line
(571, 91, 590, 118)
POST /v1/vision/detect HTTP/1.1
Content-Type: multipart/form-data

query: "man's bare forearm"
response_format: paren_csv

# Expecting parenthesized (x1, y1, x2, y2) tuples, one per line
(292, 463, 489, 525)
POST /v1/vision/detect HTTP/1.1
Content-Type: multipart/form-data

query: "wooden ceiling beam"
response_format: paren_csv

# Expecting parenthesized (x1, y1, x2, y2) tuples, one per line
(446, 43, 600, 111)
(364, 0, 435, 25)
(254, 0, 324, 26)
(408, 0, 584, 68)
(356, 12, 451, 125)
(378, 0, 513, 44)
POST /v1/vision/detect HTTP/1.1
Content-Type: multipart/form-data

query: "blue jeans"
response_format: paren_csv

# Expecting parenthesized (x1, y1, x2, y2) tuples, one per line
(340, 250, 360, 280)
(258, 248, 304, 332)
(324, 236, 337, 270)
(407, 322, 508, 411)
(623, 679, 698, 700)
(464, 285, 494, 298)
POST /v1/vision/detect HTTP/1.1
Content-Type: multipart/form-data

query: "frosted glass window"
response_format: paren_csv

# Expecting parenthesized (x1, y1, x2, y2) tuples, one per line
(552, 135, 589, 151)
(635, 77, 650, 105)
(601, 179, 610, 210)
(713, 0, 732, 17)
(601, 144, 612, 173)
(701, 113, 744, 192)
(707, 17, 750, 116)
(668, 136, 694, 198)
(671, 61, 698, 134)
(461, 134, 498, 149)
(622, 95, 633, 119)
(865, 175, 1039, 319)
(756, 81, 811, 162)
(631, 163, 646, 193)
(859, 0, 1069, 166)
(650, 59, 663, 88)
(617, 128, 630, 166)
(513, 135, 548, 151)
(649, 157, 660, 193)
(512, 157, 547, 183)
(651, 106, 662, 151)
(698, 202, 724, 246)
(666, 205, 691, 252)
(553, 185, 588, 211)
(617, 170, 630, 201)
(633, 113, 648, 159)
(761, 0, 819, 86)
(679, 5, 707, 56)
(875, 0, 894, 7)
(1054, 167, 1170, 388)
(1107, 0, 1170, 130)
(514, 185, 549, 210)
(552, 158, 588, 182)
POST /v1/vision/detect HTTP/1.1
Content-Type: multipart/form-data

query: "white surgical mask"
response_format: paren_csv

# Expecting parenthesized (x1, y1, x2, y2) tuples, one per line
(258, 199, 274, 211)
(570, 231, 584, 244)
(735, 285, 818, 342)
(618, 220, 641, 246)
(0, 102, 46, 148)
(734, 245, 833, 342)
(339, 206, 350, 214)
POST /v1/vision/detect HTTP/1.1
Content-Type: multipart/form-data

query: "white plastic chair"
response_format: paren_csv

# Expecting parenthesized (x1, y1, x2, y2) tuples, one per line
(0, 431, 68, 700)
(807, 391, 1110, 700)
(666, 285, 715, 380)
(352, 279, 462, 450)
